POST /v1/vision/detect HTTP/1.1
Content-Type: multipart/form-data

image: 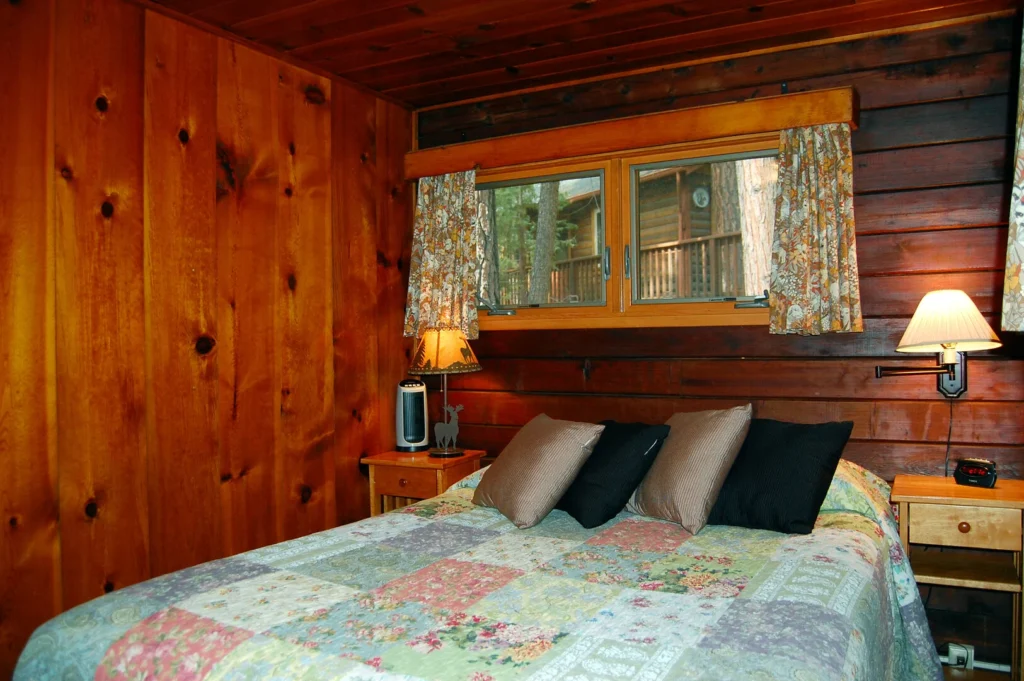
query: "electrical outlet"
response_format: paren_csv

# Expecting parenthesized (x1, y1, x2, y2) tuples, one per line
(963, 644, 975, 669)
(948, 643, 968, 667)
(947, 643, 975, 668)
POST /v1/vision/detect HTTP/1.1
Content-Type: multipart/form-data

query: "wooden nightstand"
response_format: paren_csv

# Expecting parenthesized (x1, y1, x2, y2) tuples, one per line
(361, 450, 486, 516)
(892, 474, 1024, 679)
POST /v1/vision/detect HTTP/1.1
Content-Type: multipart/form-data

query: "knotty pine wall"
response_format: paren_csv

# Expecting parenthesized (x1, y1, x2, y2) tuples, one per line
(422, 14, 1024, 662)
(0, 0, 411, 676)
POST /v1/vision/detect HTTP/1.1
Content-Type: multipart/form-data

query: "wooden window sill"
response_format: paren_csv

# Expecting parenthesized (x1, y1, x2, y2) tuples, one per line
(478, 306, 768, 331)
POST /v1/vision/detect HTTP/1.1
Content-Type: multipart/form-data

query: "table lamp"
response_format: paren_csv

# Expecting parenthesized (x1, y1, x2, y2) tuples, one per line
(875, 289, 1002, 398)
(408, 328, 482, 457)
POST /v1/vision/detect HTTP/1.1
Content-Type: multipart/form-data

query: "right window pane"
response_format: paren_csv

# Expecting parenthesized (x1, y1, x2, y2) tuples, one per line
(632, 153, 777, 302)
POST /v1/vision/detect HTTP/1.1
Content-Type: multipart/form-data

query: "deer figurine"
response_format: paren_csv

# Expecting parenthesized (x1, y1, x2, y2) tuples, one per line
(434, 404, 463, 451)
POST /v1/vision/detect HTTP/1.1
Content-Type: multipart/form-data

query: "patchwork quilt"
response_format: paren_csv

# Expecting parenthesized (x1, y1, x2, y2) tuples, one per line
(16, 461, 941, 681)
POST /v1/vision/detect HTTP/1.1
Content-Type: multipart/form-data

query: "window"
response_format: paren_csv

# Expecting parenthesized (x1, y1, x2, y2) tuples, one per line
(477, 169, 606, 310)
(475, 136, 777, 330)
(629, 152, 777, 304)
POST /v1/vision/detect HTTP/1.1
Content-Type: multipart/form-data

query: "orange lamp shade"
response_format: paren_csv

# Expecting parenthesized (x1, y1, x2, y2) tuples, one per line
(408, 328, 482, 375)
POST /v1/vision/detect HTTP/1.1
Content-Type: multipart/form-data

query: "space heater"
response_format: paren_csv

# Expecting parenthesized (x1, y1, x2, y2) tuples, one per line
(395, 379, 429, 452)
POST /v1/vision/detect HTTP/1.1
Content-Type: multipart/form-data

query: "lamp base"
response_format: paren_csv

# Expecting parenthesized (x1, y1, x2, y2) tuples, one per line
(428, 448, 465, 458)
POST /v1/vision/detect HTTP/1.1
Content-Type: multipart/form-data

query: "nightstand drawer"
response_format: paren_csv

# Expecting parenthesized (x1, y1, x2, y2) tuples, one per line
(374, 466, 437, 499)
(909, 503, 1022, 551)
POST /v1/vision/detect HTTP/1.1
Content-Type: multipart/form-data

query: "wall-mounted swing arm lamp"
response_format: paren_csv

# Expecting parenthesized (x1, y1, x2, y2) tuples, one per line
(874, 290, 1002, 398)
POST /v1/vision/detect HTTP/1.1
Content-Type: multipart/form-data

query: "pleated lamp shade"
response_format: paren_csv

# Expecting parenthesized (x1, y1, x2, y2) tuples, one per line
(408, 328, 482, 375)
(896, 290, 1001, 363)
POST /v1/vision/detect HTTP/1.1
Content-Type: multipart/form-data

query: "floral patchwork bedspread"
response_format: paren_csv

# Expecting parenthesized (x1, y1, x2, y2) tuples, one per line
(17, 461, 941, 681)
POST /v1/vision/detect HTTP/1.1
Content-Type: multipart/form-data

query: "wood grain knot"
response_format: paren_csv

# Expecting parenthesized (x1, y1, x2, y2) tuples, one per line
(103, 581, 114, 594)
(195, 335, 215, 355)
(60, 167, 73, 180)
(216, 143, 237, 191)
(100, 201, 114, 219)
(288, 142, 296, 156)
(360, 152, 369, 164)
(287, 273, 296, 290)
(304, 85, 326, 105)
(284, 186, 293, 198)
(85, 500, 98, 519)
(958, 521, 971, 533)
(178, 128, 190, 144)
(220, 472, 232, 483)
(390, 186, 400, 199)
(946, 34, 967, 50)
(95, 96, 109, 113)
(352, 409, 362, 423)
(8, 517, 17, 529)
(299, 485, 312, 504)
(505, 65, 520, 76)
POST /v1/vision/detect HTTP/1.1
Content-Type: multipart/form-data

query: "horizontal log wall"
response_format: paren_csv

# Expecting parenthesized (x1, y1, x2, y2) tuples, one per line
(421, 13, 1023, 663)
(0, 0, 411, 676)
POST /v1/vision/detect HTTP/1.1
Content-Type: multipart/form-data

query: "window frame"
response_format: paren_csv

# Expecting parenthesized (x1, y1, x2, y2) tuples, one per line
(476, 134, 776, 331)
(617, 134, 778, 328)
(476, 157, 621, 329)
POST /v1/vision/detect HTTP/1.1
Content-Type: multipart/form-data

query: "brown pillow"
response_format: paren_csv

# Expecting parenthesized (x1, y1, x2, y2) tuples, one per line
(473, 414, 605, 528)
(627, 404, 752, 533)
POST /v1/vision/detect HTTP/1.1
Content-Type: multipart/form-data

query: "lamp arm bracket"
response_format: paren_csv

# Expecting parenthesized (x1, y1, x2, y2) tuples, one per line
(874, 352, 967, 399)
(874, 366, 955, 378)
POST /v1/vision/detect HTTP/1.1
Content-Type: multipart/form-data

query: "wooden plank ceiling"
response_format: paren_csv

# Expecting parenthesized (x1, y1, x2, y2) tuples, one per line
(150, 0, 1017, 109)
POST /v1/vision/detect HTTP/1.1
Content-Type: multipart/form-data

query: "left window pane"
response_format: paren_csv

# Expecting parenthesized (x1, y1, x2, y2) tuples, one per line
(477, 171, 605, 309)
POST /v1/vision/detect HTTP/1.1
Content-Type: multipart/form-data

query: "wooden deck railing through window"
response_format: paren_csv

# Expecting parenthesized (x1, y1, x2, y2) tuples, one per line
(498, 232, 744, 306)
(638, 232, 744, 300)
(499, 255, 603, 306)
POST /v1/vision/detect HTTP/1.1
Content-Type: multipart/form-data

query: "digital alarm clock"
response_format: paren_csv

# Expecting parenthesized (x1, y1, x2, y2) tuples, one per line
(953, 458, 997, 488)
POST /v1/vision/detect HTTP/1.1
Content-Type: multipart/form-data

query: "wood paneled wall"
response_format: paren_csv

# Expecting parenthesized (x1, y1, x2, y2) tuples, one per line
(421, 13, 1023, 662)
(424, 14, 1024, 479)
(0, 0, 411, 676)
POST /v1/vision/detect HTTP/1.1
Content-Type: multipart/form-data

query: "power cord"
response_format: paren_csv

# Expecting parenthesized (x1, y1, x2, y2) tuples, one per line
(943, 398, 953, 477)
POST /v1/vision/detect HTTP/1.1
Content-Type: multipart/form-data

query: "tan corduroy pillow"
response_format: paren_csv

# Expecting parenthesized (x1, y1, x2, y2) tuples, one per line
(627, 404, 752, 533)
(473, 414, 605, 528)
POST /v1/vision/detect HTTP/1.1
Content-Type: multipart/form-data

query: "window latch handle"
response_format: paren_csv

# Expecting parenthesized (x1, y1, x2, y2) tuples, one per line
(602, 246, 611, 281)
(624, 245, 632, 280)
(734, 289, 770, 309)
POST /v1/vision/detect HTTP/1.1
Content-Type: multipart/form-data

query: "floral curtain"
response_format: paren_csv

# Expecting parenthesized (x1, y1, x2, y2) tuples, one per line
(769, 123, 863, 335)
(403, 170, 484, 340)
(1002, 28, 1024, 331)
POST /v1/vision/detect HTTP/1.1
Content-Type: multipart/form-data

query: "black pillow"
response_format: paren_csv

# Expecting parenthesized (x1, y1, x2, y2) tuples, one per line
(708, 418, 854, 534)
(556, 421, 670, 529)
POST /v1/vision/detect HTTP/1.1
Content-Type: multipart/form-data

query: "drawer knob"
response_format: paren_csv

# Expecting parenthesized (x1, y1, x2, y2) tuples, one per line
(399, 478, 408, 487)
(958, 521, 971, 534)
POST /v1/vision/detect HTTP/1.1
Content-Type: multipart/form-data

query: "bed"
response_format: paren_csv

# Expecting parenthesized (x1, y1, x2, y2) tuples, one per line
(16, 460, 941, 681)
